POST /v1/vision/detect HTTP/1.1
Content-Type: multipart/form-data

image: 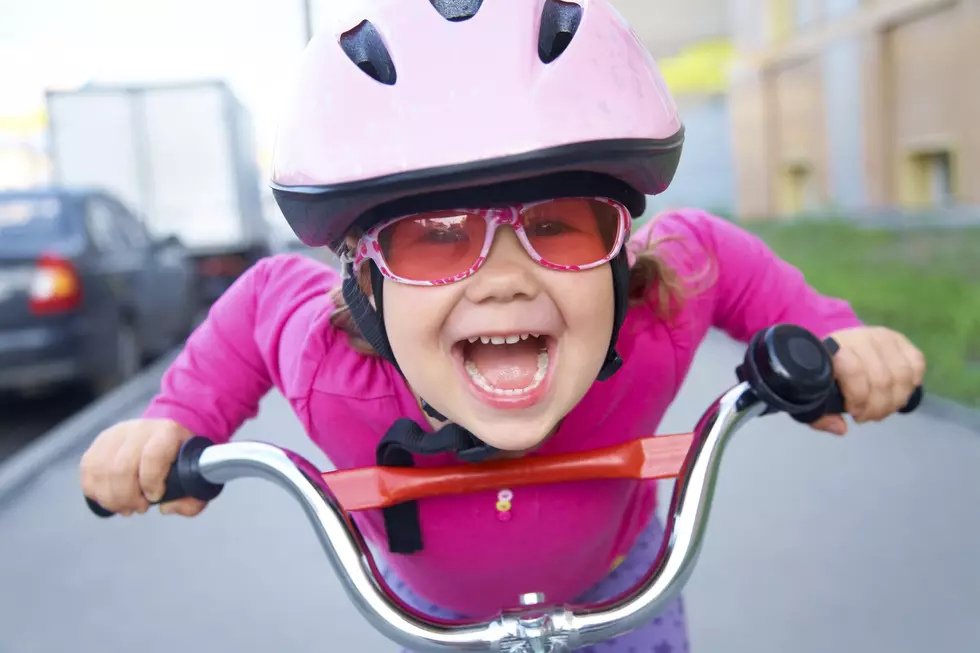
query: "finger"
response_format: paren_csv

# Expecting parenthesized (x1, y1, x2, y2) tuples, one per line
(859, 331, 896, 422)
(81, 425, 132, 514)
(831, 347, 869, 418)
(894, 331, 927, 388)
(79, 429, 119, 503)
(108, 430, 153, 515)
(872, 331, 916, 413)
(159, 498, 207, 517)
(809, 415, 848, 436)
(138, 424, 191, 503)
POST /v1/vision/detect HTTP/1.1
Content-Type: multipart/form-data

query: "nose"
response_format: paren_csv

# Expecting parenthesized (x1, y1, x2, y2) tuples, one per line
(463, 226, 540, 304)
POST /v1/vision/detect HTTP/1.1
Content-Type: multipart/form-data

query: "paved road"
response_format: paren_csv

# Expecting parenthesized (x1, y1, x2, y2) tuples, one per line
(1, 332, 978, 653)
(0, 388, 93, 462)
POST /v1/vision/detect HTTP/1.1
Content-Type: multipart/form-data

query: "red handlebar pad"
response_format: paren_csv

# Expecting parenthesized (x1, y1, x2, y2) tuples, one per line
(321, 433, 694, 512)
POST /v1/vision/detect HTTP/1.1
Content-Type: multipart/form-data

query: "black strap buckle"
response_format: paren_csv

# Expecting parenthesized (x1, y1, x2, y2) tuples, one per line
(375, 418, 498, 554)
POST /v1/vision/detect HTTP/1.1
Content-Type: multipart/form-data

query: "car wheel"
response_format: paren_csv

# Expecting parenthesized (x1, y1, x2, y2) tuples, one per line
(184, 282, 205, 337)
(91, 321, 142, 396)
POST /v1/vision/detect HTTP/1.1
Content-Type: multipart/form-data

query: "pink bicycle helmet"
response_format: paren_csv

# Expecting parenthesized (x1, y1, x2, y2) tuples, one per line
(269, 2, 687, 525)
(271, 0, 684, 251)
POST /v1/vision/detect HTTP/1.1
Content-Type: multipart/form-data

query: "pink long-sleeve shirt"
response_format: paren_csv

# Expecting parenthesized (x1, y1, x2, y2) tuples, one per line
(144, 210, 861, 617)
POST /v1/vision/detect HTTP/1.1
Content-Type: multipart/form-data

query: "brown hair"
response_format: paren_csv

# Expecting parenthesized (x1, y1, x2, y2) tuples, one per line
(328, 218, 692, 355)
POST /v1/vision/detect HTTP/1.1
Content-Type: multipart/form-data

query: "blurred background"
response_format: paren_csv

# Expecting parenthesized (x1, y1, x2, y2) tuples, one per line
(0, 1, 977, 652)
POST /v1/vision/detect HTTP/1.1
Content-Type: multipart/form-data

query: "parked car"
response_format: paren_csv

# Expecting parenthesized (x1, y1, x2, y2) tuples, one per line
(0, 188, 198, 397)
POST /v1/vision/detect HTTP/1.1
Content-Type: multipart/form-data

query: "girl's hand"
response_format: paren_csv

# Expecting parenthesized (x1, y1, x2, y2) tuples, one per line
(79, 419, 208, 517)
(810, 326, 926, 436)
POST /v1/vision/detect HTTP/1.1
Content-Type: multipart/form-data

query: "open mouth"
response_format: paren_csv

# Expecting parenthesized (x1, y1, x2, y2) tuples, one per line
(453, 333, 556, 408)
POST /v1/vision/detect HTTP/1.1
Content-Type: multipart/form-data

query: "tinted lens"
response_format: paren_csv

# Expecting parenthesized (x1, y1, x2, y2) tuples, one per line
(520, 198, 622, 267)
(377, 211, 488, 282)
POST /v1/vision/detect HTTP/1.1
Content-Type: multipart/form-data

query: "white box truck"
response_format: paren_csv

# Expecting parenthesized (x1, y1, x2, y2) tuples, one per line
(45, 80, 272, 306)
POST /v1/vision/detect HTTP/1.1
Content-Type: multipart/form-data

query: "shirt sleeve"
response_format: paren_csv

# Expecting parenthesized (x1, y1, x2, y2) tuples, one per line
(142, 254, 341, 442)
(651, 210, 863, 343)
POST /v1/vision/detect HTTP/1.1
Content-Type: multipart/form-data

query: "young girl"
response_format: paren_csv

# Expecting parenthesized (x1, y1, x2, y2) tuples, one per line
(79, 1, 925, 651)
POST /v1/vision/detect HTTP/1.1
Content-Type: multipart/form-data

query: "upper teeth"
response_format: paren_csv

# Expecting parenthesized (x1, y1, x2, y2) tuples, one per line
(468, 333, 538, 345)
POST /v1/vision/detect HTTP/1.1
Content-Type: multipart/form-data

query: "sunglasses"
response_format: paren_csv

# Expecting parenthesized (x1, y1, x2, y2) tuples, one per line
(350, 197, 630, 285)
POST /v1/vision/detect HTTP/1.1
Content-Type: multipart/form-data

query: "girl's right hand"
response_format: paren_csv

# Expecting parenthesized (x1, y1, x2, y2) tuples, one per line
(79, 419, 208, 517)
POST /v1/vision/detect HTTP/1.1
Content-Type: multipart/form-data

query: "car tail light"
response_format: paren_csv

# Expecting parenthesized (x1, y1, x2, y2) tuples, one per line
(198, 255, 248, 278)
(29, 253, 82, 314)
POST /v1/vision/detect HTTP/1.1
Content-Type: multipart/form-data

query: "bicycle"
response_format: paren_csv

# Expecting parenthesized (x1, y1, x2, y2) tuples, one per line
(85, 324, 922, 653)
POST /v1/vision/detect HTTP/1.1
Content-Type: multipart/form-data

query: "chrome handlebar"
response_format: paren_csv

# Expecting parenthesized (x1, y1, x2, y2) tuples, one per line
(188, 381, 763, 653)
(85, 325, 924, 653)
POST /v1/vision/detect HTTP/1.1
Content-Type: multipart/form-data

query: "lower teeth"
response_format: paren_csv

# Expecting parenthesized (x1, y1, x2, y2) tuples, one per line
(464, 350, 549, 396)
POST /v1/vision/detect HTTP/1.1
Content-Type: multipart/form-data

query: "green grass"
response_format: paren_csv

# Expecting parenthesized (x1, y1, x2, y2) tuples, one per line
(742, 219, 980, 407)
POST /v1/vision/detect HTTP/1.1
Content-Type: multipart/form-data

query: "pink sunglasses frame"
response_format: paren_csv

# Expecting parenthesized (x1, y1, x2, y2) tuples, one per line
(350, 197, 632, 286)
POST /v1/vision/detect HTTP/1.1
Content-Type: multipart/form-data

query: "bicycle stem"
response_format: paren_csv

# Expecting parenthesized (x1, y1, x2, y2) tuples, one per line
(192, 381, 764, 653)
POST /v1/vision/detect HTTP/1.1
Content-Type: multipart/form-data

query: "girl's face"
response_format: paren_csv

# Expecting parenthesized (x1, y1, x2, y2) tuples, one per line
(369, 199, 623, 452)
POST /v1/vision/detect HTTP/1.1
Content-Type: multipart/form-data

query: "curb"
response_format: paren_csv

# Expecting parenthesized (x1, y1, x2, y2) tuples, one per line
(919, 394, 980, 433)
(0, 348, 180, 506)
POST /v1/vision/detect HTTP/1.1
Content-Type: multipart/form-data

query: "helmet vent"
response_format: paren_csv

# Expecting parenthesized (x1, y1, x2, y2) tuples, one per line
(428, 0, 484, 21)
(339, 20, 397, 85)
(538, 0, 583, 64)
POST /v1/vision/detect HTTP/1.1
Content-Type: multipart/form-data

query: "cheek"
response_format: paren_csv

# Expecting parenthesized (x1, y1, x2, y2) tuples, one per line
(555, 267, 615, 343)
(382, 282, 454, 368)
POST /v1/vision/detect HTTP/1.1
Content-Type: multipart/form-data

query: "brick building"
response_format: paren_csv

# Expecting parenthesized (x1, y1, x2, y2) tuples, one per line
(728, 0, 980, 218)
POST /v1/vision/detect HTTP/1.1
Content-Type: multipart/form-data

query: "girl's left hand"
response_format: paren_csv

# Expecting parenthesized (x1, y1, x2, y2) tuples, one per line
(810, 326, 926, 436)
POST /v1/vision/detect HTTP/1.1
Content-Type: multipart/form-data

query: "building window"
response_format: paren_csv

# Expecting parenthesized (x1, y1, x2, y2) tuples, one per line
(780, 162, 820, 214)
(902, 149, 956, 209)
(925, 152, 953, 207)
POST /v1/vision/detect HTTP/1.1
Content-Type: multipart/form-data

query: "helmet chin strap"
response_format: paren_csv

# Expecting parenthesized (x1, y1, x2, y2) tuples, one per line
(420, 399, 449, 422)
(341, 261, 456, 423)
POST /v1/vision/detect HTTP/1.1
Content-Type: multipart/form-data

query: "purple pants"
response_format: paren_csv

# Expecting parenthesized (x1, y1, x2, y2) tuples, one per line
(380, 516, 690, 652)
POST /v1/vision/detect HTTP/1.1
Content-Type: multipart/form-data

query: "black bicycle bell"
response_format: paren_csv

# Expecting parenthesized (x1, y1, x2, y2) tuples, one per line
(736, 324, 836, 414)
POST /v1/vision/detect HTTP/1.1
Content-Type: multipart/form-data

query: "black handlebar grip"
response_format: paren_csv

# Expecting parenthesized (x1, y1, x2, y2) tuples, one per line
(792, 337, 924, 423)
(85, 436, 224, 518)
(804, 384, 924, 420)
(86, 497, 115, 518)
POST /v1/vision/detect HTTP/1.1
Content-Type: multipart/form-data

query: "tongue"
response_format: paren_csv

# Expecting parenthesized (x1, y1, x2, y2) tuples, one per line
(465, 338, 543, 390)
